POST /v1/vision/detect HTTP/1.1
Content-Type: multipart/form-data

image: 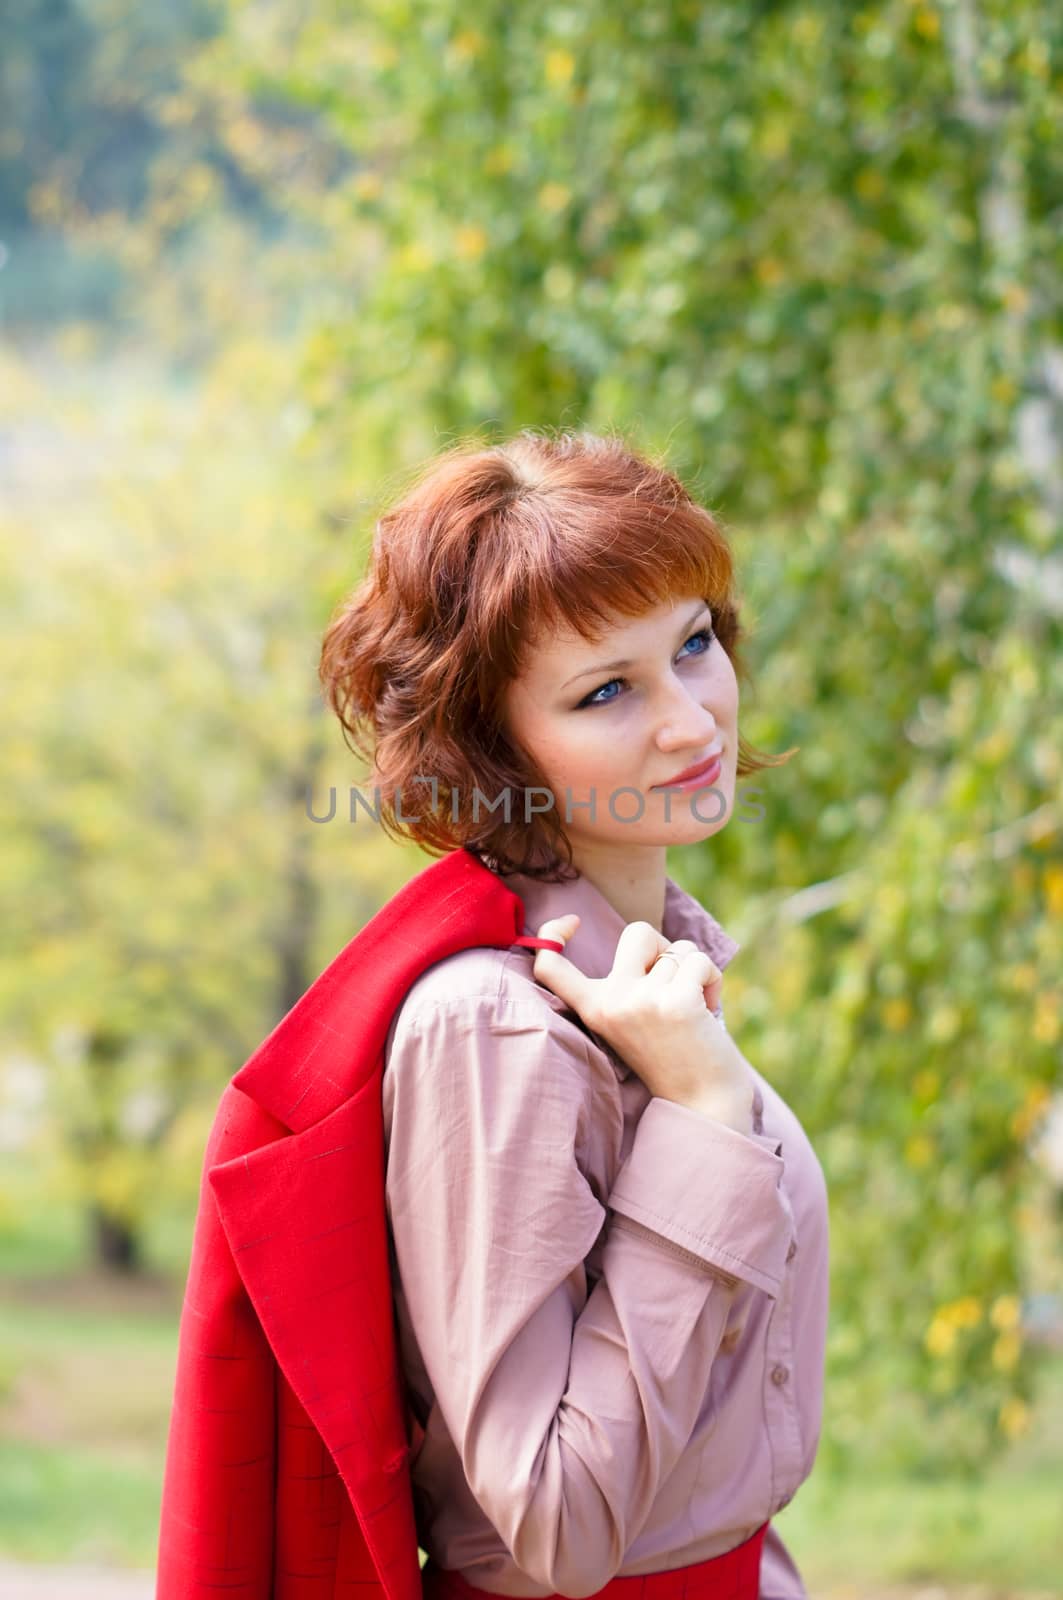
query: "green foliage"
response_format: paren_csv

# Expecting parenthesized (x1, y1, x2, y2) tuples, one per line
(142, 0, 1058, 1477)
(0, 346, 407, 1275)
(2, 0, 1061, 1488)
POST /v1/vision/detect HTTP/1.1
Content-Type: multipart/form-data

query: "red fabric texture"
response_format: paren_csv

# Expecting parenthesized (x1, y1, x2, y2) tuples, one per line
(422, 1522, 770, 1600)
(156, 847, 532, 1600)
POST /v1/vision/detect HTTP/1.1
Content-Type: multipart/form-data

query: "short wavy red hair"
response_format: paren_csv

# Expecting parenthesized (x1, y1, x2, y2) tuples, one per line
(318, 425, 797, 882)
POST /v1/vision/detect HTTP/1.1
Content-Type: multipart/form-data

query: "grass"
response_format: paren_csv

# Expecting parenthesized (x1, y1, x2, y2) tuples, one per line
(0, 1164, 185, 1567)
(0, 1179, 1060, 1588)
(0, 1291, 177, 1565)
(775, 1449, 1063, 1593)
(0, 1436, 166, 1567)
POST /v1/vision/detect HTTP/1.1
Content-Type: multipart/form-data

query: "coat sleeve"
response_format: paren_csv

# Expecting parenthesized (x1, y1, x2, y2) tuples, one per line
(155, 1084, 280, 1600)
(385, 994, 792, 1599)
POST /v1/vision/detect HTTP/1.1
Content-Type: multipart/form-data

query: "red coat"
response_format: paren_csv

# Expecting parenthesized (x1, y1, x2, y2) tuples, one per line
(155, 847, 561, 1600)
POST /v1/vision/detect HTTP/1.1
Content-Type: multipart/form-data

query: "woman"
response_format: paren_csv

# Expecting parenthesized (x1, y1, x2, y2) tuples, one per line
(318, 426, 830, 1600)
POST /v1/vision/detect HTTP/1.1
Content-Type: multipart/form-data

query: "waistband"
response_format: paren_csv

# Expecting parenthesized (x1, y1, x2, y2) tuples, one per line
(421, 1520, 770, 1600)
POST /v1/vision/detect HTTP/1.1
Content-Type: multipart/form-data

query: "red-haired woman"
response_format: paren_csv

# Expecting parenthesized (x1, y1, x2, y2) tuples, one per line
(318, 427, 829, 1600)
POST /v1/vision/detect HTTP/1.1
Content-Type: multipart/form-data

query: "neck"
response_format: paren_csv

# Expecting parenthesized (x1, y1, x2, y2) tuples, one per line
(567, 841, 669, 933)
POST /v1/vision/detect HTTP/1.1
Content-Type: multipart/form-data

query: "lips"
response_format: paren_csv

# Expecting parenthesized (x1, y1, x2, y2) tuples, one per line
(654, 747, 724, 788)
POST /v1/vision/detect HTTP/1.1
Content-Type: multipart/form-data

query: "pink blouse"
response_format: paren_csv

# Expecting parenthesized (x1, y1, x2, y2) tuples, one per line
(381, 864, 830, 1600)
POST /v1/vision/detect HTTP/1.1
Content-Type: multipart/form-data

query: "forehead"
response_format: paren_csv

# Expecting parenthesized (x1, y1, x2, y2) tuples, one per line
(524, 594, 707, 668)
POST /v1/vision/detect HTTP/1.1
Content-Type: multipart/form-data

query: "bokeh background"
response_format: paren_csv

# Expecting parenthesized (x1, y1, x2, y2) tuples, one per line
(1, 2, 1061, 1595)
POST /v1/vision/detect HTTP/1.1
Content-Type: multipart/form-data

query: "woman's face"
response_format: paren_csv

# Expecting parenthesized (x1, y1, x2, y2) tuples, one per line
(500, 593, 740, 854)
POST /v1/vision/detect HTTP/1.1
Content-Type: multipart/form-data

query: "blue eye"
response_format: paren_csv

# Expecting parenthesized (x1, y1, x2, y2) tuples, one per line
(575, 625, 716, 710)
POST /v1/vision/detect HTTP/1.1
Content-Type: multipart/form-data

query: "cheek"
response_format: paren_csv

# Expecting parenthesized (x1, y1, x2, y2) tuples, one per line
(708, 654, 739, 716)
(537, 723, 606, 778)
(503, 693, 581, 774)
(516, 713, 620, 790)
(498, 685, 540, 758)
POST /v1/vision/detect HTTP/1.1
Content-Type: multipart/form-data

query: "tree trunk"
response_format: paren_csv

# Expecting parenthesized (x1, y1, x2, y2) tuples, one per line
(275, 690, 327, 1019)
(90, 1203, 140, 1273)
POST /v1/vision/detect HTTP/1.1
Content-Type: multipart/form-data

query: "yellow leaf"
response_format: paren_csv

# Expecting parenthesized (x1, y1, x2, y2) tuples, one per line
(484, 145, 516, 176)
(538, 182, 571, 213)
(905, 1133, 935, 1168)
(998, 1396, 1031, 1439)
(875, 883, 906, 919)
(1043, 867, 1063, 918)
(991, 1330, 1022, 1371)
(792, 15, 823, 46)
(545, 49, 575, 87)
(454, 224, 488, 260)
(398, 242, 434, 272)
(975, 727, 1011, 763)
(928, 1004, 961, 1043)
(1020, 40, 1050, 79)
(990, 1294, 1021, 1331)
(924, 1316, 956, 1357)
(755, 257, 785, 286)
(948, 1296, 982, 1329)
(451, 29, 485, 61)
(1032, 993, 1060, 1046)
(759, 121, 791, 160)
(1013, 662, 1039, 697)
(912, 7, 940, 39)
(882, 997, 913, 1030)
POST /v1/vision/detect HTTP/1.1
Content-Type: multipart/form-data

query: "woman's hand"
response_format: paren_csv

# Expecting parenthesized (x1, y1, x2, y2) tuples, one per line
(530, 913, 754, 1130)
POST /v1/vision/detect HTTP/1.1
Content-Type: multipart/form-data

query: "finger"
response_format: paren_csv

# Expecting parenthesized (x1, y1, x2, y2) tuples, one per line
(642, 938, 701, 986)
(531, 915, 592, 1012)
(669, 951, 722, 1010)
(610, 919, 673, 980)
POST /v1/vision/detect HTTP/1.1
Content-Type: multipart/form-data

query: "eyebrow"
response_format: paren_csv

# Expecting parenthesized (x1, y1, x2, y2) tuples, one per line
(561, 601, 711, 690)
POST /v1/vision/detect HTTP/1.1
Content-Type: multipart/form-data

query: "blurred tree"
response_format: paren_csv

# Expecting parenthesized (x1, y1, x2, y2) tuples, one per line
(129, 0, 1058, 1472)
(0, 0, 343, 327)
(3, 0, 1060, 1474)
(0, 344, 398, 1271)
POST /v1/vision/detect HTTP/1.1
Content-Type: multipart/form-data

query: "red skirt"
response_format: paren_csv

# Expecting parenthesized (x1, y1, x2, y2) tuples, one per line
(422, 1520, 770, 1600)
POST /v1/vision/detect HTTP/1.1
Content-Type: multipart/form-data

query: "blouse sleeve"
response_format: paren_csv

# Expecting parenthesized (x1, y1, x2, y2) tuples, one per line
(385, 993, 793, 1598)
(759, 1520, 810, 1599)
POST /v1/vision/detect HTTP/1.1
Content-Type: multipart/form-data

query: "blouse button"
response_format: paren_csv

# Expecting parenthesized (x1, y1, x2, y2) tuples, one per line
(771, 1364, 790, 1386)
(752, 1086, 764, 1134)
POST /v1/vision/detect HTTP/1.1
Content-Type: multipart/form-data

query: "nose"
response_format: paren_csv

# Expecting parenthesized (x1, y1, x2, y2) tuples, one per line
(655, 678, 719, 749)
